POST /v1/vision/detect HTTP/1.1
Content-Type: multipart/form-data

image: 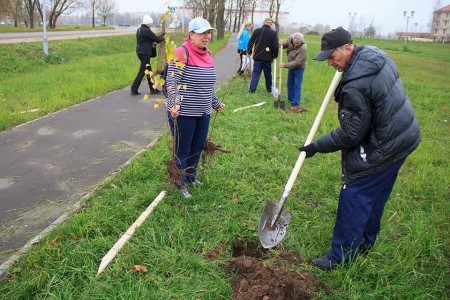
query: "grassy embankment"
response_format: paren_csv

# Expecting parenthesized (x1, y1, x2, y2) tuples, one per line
(0, 33, 448, 299)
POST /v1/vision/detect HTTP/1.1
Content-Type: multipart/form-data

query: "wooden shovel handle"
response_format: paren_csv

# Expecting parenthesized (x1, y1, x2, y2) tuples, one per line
(283, 71, 343, 196)
(278, 43, 283, 94)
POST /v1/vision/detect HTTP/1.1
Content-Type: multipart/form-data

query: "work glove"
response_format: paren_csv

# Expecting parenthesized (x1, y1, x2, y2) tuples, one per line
(299, 143, 317, 158)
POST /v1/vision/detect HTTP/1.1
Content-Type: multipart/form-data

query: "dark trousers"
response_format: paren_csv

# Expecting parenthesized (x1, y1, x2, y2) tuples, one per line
(131, 54, 154, 92)
(249, 60, 272, 93)
(328, 157, 407, 263)
(287, 68, 305, 106)
(167, 113, 210, 185)
(237, 50, 246, 74)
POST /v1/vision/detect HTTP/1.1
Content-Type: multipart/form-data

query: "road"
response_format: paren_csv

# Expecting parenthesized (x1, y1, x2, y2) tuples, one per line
(0, 26, 137, 44)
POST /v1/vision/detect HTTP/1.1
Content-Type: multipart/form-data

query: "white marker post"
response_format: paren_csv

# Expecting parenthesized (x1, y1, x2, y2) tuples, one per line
(97, 191, 166, 275)
(233, 102, 266, 113)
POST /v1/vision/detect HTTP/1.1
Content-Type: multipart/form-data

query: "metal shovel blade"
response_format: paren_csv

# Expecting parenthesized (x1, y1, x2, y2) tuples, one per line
(258, 201, 292, 249)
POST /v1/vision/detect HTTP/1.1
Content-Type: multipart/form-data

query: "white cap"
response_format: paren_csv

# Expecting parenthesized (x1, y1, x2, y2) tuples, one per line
(188, 17, 215, 33)
(143, 15, 153, 25)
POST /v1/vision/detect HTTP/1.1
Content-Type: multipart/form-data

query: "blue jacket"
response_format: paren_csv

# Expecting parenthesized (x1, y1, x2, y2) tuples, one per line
(237, 28, 250, 52)
(314, 46, 421, 184)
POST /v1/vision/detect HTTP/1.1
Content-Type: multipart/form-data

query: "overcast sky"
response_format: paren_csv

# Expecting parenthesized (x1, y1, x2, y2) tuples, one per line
(113, 0, 448, 36)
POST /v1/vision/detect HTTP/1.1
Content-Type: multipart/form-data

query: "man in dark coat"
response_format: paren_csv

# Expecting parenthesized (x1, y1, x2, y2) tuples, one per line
(247, 18, 279, 93)
(131, 15, 165, 96)
(300, 27, 421, 271)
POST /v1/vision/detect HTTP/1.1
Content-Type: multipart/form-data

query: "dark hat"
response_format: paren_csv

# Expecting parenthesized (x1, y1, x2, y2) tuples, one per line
(313, 27, 352, 61)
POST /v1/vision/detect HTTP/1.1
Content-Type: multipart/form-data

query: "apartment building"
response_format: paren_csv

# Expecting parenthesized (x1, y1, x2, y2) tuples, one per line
(432, 4, 450, 42)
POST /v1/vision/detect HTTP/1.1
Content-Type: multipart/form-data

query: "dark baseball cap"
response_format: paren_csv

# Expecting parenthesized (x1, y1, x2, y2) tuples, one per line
(313, 27, 352, 61)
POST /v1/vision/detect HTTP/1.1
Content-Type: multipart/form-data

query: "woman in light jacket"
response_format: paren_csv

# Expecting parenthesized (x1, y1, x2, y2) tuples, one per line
(236, 21, 252, 76)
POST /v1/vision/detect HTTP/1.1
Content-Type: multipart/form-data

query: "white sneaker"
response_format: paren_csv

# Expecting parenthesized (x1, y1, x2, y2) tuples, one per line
(191, 179, 203, 186)
(178, 186, 192, 199)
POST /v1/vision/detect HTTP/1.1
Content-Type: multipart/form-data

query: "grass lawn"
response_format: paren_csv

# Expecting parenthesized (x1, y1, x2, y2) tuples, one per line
(0, 33, 448, 299)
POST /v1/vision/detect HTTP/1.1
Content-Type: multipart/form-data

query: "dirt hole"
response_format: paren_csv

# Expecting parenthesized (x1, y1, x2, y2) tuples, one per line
(215, 238, 322, 300)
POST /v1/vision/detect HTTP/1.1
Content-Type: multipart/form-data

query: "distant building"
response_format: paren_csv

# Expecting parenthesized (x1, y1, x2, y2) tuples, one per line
(396, 31, 432, 41)
(170, 7, 289, 32)
(432, 4, 450, 42)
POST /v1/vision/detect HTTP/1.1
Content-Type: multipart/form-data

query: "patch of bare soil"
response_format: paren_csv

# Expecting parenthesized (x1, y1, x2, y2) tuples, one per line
(216, 239, 322, 300)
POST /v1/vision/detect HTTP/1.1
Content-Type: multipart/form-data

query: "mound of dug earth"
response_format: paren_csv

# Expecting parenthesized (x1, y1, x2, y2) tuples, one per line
(223, 239, 322, 300)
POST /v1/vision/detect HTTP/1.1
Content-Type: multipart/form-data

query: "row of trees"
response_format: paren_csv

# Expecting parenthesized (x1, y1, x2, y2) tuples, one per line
(0, 0, 288, 35)
(0, 0, 117, 28)
(183, 0, 286, 39)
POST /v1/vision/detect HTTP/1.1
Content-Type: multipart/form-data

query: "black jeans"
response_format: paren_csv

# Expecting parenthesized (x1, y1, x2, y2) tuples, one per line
(131, 54, 154, 92)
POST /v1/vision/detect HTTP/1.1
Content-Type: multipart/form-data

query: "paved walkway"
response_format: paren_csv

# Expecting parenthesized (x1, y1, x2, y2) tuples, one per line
(0, 33, 240, 267)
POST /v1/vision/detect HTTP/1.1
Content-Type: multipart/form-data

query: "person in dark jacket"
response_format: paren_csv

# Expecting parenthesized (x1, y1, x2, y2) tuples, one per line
(247, 18, 279, 93)
(300, 27, 421, 271)
(130, 15, 164, 96)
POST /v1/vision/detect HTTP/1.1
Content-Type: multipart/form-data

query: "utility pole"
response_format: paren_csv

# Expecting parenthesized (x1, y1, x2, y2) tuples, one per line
(348, 12, 356, 34)
(403, 10, 414, 51)
(42, 0, 48, 55)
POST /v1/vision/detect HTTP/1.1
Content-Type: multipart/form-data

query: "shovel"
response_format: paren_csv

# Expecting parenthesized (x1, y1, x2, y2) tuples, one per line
(274, 43, 285, 109)
(271, 57, 279, 97)
(258, 70, 343, 249)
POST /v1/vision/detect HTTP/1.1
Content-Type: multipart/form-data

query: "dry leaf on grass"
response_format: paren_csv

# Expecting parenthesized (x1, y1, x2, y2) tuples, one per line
(130, 265, 148, 273)
(70, 233, 82, 240)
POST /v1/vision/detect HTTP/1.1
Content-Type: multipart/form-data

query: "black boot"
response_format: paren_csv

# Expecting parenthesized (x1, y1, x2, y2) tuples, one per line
(150, 87, 161, 94)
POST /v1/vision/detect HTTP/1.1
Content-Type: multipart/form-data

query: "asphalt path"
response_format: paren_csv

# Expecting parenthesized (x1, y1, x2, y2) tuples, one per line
(0, 26, 137, 44)
(0, 32, 240, 272)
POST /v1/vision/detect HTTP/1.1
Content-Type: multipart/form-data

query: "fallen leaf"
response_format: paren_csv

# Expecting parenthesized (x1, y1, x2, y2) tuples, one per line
(130, 265, 148, 273)
(70, 233, 82, 240)
(48, 240, 59, 248)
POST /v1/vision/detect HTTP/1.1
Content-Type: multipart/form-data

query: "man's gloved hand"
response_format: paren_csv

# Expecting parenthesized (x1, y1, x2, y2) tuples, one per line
(299, 143, 317, 158)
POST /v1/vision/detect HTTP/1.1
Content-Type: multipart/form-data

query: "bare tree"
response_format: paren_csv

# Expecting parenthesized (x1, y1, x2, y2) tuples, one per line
(37, 0, 84, 28)
(216, 0, 225, 39)
(4, 0, 22, 27)
(86, 0, 101, 27)
(23, 0, 38, 28)
(185, 0, 209, 19)
(97, 0, 116, 26)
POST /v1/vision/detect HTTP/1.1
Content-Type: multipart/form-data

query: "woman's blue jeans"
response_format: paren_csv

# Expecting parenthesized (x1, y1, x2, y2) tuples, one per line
(167, 113, 210, 185)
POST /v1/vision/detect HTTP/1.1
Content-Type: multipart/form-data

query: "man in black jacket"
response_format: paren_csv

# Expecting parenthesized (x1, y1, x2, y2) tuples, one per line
(131, 15, 165, 96)
(247, 18, 279, 93)
(300, 27, 421, 271)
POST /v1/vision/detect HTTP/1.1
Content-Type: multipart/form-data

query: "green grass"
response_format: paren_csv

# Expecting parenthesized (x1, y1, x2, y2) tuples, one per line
(0, 32, 229, 131)
(0, 25, 114, 33)
(0, 34, 449, 299)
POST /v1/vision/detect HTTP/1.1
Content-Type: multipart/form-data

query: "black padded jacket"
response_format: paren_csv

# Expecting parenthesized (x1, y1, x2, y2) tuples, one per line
(247, 25, 279, 61)
(314, 45, 421, 184)
(135, 24, 164, 57)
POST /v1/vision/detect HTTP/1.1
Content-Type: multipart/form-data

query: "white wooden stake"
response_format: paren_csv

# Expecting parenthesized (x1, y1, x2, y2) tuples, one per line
(97, 191, 166, 275)
(233, 102, 266, 113)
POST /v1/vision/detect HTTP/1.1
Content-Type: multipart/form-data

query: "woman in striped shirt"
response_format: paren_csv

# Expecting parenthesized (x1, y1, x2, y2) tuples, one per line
(166, 17, 225, 199)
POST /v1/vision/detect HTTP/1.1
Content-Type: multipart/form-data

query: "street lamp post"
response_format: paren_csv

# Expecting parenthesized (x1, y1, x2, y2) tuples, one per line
(348, 12, 356, 33)
(42, 0, 48, 55)
(403, 10, 414, 50)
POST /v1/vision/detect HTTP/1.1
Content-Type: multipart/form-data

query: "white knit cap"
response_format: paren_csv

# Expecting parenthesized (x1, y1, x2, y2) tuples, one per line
(143, 15, 153, 25)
